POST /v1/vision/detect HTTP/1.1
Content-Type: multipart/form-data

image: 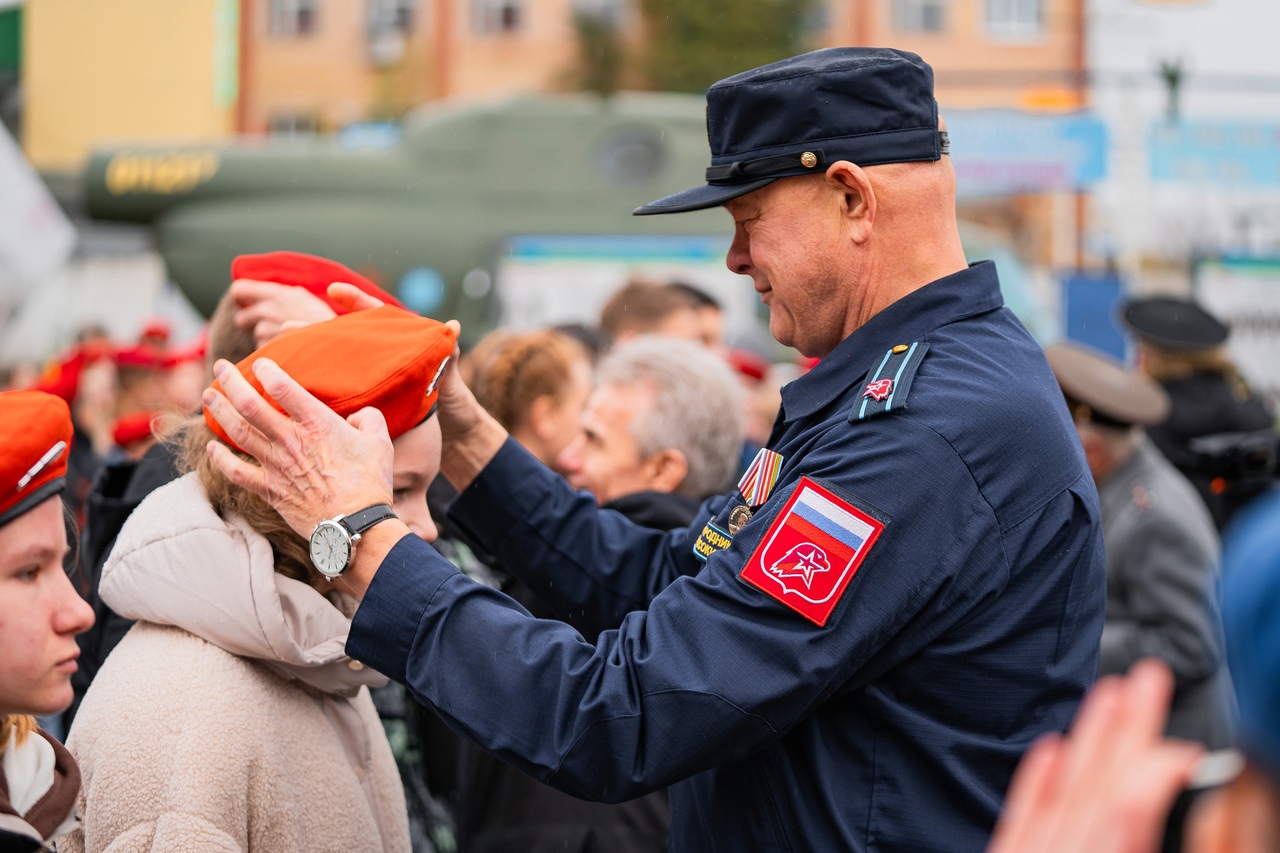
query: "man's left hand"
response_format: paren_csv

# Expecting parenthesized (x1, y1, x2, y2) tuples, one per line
(202, 357, 395, 539)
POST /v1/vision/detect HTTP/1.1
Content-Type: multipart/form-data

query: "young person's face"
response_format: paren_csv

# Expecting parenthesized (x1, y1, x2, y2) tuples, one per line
(390, 416, 442, 543)
(0, 498, 94, 715)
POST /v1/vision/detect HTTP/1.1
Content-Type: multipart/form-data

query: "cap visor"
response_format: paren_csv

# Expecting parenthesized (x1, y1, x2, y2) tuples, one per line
(633, 177, 777, 216)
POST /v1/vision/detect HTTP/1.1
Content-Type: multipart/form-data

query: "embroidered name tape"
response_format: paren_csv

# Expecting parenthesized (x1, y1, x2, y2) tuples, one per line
(693, 520, 734, 563)
(851, 342, 930, 421)
(739, 477, 884, 626)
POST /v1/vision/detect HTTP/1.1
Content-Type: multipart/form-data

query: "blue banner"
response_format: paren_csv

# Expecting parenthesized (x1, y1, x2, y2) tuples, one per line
(946, 111, 1108, 197)
(1150, 121, 1280, 186)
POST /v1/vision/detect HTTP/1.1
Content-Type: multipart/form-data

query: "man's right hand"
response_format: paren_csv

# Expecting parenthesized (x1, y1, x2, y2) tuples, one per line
(432, 328, 508, 491)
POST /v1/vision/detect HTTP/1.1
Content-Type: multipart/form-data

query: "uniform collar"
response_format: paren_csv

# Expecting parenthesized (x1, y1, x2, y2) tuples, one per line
(780, 261, 1004, 423)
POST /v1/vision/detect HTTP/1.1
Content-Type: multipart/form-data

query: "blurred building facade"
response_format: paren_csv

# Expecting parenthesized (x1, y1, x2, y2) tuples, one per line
(21, 0, 633, 169)
(23, 0, 240, 172)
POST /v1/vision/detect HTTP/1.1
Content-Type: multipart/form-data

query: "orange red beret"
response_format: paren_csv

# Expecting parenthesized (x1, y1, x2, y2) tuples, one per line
(33, 342, 113, 403)
(0, 391, 74, 527)
(205, 305, 456, 452)
(112, 411, 161, 448)
(232, 251, 406, 314)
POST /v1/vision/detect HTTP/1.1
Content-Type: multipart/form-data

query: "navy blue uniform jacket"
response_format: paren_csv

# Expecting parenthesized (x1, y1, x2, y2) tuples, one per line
(348, 262, 1106, 852)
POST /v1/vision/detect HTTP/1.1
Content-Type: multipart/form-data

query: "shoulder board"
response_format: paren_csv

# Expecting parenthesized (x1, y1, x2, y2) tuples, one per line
(849, 341, 930, 422)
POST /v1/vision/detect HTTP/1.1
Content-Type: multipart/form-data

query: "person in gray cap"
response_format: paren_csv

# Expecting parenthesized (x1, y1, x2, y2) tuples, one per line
(1121, 295, 1276, 529)
(1047, 341, 1235, 750)
(203, 47, 1105, 852)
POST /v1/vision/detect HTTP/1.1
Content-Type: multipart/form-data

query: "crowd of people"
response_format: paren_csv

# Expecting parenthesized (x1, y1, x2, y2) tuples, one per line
(2, 45, 1279, 853)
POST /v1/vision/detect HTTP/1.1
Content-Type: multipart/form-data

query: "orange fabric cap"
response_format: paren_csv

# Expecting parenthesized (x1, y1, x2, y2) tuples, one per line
(231, 251, 406, 314)
(0, 391, 74, 526)
(204, 304, 456, 452)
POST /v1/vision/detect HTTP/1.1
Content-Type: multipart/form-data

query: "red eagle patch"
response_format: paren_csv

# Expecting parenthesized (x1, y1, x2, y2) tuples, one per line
(863, 378, 893, 401)
(740, 477, 884, 626)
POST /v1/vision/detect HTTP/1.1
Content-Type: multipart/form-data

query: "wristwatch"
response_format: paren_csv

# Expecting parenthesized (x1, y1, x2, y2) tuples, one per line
(309, 503, 398, 580)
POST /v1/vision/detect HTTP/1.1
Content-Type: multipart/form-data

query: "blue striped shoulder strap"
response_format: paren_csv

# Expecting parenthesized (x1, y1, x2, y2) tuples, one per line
(849, 341, 931, 422)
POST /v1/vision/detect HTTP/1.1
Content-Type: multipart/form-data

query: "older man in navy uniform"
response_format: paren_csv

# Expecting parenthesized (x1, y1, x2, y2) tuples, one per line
(204, 48, 1105, 852)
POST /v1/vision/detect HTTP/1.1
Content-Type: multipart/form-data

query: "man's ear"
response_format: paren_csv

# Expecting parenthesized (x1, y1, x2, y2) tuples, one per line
(825, 161, 875, 244)
(644, 448, 689, 494)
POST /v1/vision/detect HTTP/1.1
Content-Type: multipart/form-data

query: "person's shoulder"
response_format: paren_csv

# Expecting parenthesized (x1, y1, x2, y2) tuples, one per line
(1131, 445, 1219, 544)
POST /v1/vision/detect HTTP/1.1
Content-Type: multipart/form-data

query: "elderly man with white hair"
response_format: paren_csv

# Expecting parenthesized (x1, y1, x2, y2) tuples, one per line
(556, 337, 744, 532)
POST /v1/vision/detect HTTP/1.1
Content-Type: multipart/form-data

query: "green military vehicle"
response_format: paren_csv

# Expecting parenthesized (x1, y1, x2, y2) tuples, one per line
(82, 92, 743, 332)
(83, 91, 1045, 344)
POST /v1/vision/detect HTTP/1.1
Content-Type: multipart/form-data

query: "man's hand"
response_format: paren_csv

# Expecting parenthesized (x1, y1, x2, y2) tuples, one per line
(232, 279, 337, 346)
(432, 332, 509, 491)
(202, 357, 396, 538)
(986, 658, 1203, 853)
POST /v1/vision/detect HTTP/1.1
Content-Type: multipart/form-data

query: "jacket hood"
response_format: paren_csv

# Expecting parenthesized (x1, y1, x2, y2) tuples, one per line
(100, 472, 386, 696)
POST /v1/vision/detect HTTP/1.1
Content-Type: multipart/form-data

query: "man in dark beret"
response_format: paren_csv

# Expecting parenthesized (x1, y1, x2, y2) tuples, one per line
(205, 48, 1105, 852)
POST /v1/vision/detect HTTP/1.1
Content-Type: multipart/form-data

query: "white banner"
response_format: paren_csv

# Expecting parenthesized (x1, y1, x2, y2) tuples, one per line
(0, 122, 76, 300)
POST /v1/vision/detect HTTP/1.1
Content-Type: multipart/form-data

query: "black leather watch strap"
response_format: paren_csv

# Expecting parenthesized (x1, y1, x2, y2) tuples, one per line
(340, 503, 397, 536)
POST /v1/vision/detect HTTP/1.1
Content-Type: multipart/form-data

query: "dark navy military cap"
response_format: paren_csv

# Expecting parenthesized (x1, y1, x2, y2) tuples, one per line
(1121, 296, 1230, 351)
(634, 47, 944, 216)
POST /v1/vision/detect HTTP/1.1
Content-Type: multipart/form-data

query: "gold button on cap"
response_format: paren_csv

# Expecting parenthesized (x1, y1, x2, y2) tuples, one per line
(800, 151, 818, 168)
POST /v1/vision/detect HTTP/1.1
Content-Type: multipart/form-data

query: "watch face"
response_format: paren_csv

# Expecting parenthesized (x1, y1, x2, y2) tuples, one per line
(310, 521, 352, 577)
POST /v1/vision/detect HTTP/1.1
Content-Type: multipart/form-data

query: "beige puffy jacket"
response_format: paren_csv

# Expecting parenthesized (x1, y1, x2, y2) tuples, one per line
(64, 473, 411, 853)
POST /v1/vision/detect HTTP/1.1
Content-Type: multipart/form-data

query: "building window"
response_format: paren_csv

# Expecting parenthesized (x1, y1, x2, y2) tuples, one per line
(893, 0, 945, 33)
(986, 0, 1043, 37)
(268, 112, 319, 137)
(270, 0, 317, 37)
(368, 0, 414, 33)
(473, 0, 522, 34)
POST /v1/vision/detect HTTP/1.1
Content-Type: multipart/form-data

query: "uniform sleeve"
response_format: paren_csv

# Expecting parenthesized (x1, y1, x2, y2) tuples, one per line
(1099, 514, 1224, 684)
(350, 419, 1006, 801)
(446, 438, 716, 636)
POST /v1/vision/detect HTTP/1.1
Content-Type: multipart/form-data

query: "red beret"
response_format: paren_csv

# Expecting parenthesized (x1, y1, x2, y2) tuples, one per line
(0, 391, 74, 527)
(205, 305, 456, 452)
(231, 251, 406, 314)
(112, 411, 161, 448)
(162, 328, 209, 368)
(33, 342, 114, 403)
(140, 317, 172, 344)
(115, 343, 166, 370)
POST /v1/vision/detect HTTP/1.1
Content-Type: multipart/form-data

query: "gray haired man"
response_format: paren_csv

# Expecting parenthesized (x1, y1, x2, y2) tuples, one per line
(556, 337, 745, 529)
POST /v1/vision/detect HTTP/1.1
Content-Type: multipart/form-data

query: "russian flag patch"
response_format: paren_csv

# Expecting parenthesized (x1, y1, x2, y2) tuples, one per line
(739, 477, 884, 626)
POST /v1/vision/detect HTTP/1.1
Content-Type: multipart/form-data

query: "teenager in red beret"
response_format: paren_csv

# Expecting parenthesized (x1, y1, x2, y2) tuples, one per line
(0, 391, 96, 851)
(64, 307, 454, 853)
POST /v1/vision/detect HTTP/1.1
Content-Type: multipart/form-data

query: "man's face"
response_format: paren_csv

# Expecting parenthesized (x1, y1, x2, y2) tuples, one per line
(556, 381, 665, 504)
(723, 176, 852, 358)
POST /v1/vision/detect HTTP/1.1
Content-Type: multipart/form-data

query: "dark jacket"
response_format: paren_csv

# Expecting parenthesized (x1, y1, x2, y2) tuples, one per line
(453, 489, 698, 853)
(1147, 370, 1275, 529)
(348, 262, 1106, 852)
